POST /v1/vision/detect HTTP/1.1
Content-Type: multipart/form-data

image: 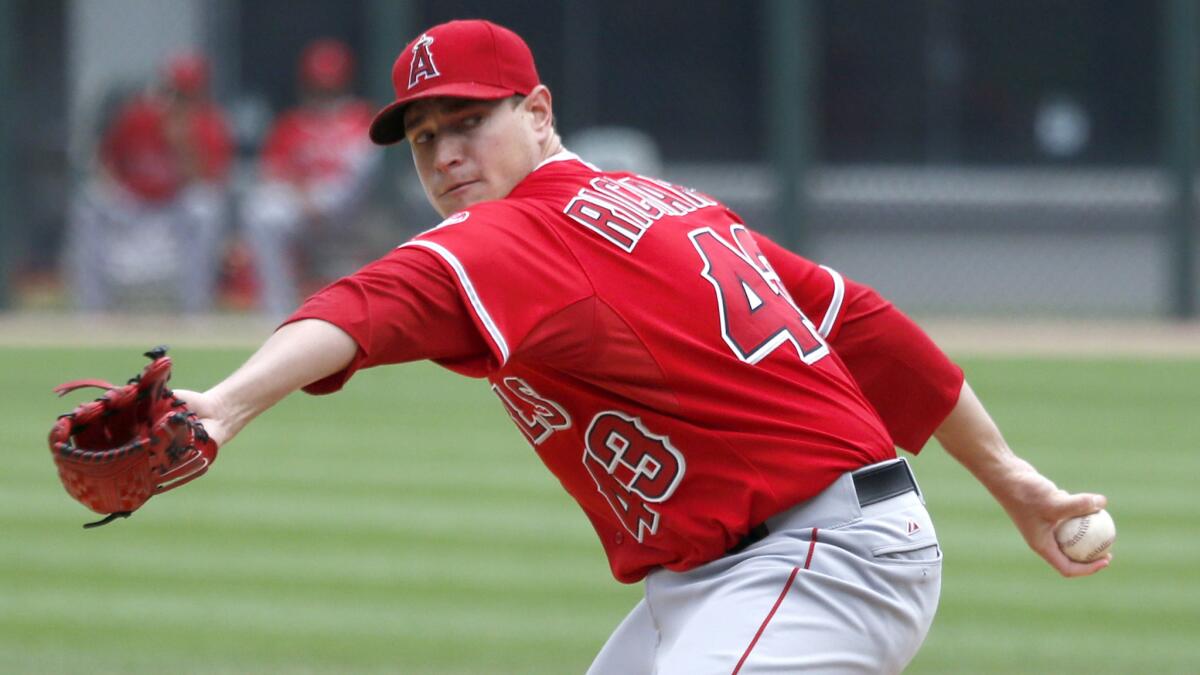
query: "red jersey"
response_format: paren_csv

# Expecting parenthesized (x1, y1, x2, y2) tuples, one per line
(100, 94, 233, 202)
(259, 99, 376, 186)
(289, 153, 963, 582)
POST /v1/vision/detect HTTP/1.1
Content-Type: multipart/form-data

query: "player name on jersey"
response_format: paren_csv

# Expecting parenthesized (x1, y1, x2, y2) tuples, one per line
(563, 175, 718, 252)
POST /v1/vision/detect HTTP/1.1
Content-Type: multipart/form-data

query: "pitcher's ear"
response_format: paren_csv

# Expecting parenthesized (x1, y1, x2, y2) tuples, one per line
(524, 85, 556, 133)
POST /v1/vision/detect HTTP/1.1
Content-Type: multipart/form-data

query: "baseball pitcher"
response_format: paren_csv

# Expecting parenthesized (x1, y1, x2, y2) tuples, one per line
(50, 20, 1109, 674)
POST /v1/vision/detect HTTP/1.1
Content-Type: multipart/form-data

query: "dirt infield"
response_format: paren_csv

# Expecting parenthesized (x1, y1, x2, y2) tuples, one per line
(0, 312, 280, 349)
(0, 311, 1198, 357)
(916, 317, 1200, 357)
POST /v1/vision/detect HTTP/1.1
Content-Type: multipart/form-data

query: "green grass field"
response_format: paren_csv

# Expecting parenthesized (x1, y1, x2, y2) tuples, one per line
(2, 347, 1197, 674)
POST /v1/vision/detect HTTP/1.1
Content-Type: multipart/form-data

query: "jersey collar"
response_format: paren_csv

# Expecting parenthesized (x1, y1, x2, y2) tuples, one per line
(532, 149, 600, 173)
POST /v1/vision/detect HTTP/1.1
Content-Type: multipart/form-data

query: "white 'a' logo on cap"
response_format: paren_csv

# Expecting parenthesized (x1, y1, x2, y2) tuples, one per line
(408, 34, 440, 88)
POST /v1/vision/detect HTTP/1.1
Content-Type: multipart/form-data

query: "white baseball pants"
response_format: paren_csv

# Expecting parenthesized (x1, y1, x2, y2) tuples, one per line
(587, 459, 942, 674)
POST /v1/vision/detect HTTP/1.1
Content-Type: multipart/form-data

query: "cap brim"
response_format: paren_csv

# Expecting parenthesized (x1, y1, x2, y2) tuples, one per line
(368, 82, 522, 145)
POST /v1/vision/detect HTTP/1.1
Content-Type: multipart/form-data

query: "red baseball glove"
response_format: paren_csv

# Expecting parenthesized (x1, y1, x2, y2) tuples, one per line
(48, 347, 218, 528)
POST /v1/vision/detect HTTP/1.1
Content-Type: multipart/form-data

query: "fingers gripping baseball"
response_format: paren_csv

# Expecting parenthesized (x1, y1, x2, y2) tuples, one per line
(48, 348, 219, 527)
(1004, 476, 1111, 577)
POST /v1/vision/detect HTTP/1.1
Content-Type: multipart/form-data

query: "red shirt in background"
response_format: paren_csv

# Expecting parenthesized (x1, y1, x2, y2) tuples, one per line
(259, 99, 375, 187)
(100, 94, 233, 203)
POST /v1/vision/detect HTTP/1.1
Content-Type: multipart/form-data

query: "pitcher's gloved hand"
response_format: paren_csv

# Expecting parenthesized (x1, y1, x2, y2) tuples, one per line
(48, 347, 218, 528)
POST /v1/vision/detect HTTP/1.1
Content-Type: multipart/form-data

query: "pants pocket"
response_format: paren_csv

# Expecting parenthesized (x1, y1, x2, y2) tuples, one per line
(871, 541, 942, 565)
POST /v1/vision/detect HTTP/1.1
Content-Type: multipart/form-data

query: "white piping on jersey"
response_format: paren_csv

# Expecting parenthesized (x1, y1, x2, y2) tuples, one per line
(533, 149, 601, 173)
(817, 265, 845, 339)
(401, 240, 511, 365)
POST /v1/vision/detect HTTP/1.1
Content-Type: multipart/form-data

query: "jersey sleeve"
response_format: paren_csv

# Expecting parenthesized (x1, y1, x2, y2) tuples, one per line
(283, 245, 492, 394)
(752, 232, 964, 452)
(97, 104, 129, 175)
(404, 202, 596, 370)
(194, 106, 234, 180)
(258, 115, 299, 182)
(99, 99, 173, 199)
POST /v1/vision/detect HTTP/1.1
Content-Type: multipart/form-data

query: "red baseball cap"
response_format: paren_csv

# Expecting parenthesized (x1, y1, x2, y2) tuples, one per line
(368, 19, 540, 145)
(164, 52, 209, 95)
(301, 39, 354, 91)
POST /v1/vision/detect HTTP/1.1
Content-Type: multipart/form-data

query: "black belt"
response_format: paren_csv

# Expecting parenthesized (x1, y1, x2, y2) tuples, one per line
(727, 459, 918, 555)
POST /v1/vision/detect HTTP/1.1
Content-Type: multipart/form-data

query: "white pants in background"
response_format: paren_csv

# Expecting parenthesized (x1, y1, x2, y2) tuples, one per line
(66, 181, 224, 313)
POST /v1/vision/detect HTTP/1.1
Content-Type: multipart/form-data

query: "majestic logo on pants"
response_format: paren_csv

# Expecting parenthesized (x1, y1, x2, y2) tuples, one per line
(408, 34, 440, 88)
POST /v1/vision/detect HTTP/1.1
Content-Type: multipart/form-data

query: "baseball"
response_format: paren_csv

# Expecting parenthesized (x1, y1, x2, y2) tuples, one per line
(1054, 509, 1115, 563)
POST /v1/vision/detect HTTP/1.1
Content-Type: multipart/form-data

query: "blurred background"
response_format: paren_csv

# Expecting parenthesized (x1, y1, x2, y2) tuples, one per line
(1, 3, 1198, 674)
(0, 0, 1197, 320)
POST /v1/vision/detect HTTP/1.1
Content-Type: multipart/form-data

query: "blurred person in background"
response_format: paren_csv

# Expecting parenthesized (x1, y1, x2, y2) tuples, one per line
(240, 38, 381, 318)
(65, 51, 233, 313)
